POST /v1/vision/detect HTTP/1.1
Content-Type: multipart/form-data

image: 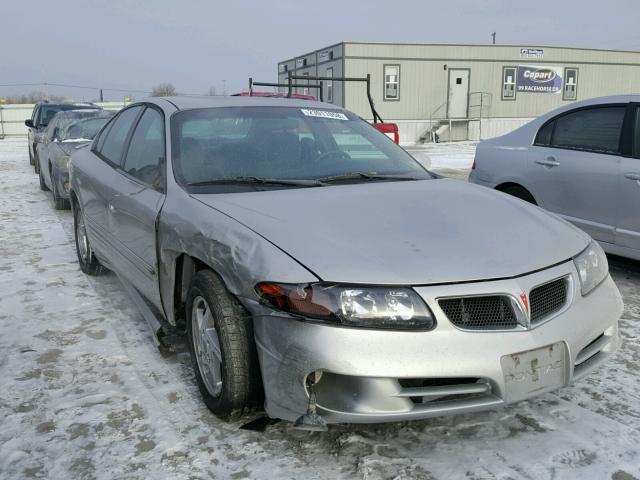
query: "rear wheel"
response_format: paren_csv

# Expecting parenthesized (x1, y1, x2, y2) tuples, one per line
(186, 270, 262, 420)
(501, 185, 536, 205)
(73, 204, 106, 275)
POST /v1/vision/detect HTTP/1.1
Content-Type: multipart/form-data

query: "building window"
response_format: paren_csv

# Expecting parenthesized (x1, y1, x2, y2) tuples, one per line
(502, 67, 516, 100)
(383, 65, 400, 101)
(326, 68, 333, 103)
(303, 72, 309, 96)
(563, 68, 578, 101)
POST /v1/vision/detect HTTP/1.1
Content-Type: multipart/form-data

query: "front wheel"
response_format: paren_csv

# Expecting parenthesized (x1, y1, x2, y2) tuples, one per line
(29, 147, 35, 166)
(51, 171, 70, 210)
(38, 162, 49, 191)
(186, 270, 262, 420)
(73, 204, 106, 275)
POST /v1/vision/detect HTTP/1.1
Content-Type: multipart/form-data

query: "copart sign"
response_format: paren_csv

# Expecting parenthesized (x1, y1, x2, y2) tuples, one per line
(517, 65, 563, 94)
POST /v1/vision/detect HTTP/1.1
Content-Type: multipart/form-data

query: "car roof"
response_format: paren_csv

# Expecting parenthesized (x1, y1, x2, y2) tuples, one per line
(148, 95, 338, 111)
(37, 101, 97, 107)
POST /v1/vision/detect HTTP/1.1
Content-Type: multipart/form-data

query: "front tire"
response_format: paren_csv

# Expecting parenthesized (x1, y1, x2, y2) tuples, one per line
(38, 162, 49, 191)
(51, 170, 70, 210)
(73, 204, 106, 275)
(186, 270, 262, 420)
(29, 147, 35, 166)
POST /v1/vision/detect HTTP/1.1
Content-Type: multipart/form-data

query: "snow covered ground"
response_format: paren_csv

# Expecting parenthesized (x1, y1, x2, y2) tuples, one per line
(405, 141, 478, 176)
(1, 137, 639, 480)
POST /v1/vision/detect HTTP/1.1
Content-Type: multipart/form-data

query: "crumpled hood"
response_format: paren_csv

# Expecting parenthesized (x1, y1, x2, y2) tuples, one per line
(192, 179, 589, 285)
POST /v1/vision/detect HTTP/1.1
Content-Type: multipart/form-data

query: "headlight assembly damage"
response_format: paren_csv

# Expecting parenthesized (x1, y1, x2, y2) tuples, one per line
(256, 282, 435, 330)
(573, 240, 609, 296)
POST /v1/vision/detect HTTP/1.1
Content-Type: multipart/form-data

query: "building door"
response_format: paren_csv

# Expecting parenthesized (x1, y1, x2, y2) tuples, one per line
(447, 69, 470, 118)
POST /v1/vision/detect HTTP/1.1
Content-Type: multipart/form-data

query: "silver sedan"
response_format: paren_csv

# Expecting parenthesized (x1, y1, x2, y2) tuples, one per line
(470, 94, 640, 262)
(69, 96, 622, 428)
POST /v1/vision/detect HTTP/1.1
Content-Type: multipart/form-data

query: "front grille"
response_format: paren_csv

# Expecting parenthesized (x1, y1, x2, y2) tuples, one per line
(439, 296, 517, 330)
(529, 277, 568, 323)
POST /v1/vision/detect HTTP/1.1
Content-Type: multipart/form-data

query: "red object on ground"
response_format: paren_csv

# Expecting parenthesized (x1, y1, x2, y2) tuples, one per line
(373, 122, 400, 144)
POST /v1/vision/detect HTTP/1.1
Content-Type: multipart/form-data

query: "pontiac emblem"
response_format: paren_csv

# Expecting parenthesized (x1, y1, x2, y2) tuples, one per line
(520, 293, 529, 314)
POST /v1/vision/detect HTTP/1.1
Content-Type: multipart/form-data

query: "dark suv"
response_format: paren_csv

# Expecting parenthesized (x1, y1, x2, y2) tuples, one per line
(25, 102, 99, 172)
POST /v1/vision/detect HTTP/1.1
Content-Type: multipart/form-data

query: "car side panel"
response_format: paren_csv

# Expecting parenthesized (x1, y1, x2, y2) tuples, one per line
(70, 147, 119, 266)
(156, 188, 319, 326)
(617, 155, 640, 251)
(526, 145, 619, 243)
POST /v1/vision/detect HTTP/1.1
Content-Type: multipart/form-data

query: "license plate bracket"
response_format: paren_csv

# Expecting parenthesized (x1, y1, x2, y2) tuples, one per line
(501, 342, 566, 403)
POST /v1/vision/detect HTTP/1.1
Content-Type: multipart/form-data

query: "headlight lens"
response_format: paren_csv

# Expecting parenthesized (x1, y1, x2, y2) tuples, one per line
(573, 241, 608, 295)
(256, 283, 435, 330)
(60, 156, 70, 170)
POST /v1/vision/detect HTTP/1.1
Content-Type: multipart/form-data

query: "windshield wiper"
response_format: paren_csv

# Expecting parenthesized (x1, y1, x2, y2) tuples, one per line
(317, 172, 420, 183)
(186, 176, 327, 187)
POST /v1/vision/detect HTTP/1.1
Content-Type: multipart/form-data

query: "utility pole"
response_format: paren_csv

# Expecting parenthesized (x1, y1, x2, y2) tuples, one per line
(491, 32, 496, 45)
(99, 89, 104, 102)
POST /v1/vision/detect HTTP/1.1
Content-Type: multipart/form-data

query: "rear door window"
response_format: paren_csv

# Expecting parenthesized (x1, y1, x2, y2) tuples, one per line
(122, 107, 165, 189)
(98, 106, 143, 165)
(549, 106, 626, 154)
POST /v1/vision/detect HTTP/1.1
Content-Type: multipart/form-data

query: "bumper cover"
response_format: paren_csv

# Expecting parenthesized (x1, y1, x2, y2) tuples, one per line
(252, 261, 622, 423)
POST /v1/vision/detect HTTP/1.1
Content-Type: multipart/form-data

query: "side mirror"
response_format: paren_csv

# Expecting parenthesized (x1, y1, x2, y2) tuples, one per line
(25, 119, 34, 128)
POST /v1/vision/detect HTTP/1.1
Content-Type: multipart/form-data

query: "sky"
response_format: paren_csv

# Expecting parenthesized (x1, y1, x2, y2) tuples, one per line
(1, 0, 639, 101)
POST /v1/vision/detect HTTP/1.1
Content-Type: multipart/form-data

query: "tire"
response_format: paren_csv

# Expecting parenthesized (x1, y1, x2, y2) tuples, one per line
(34, 152, 40, 173)
(29, 147, 35, 166)
(51, 170, 70, 210)
(502, 185, 537, 205)
(73, 204, 106, 276)
(186, 270, 262, 420)
(38, 162, 49, 191)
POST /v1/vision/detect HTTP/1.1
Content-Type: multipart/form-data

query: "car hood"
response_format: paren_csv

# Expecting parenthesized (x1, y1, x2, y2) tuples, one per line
(192, 179, 589, 285)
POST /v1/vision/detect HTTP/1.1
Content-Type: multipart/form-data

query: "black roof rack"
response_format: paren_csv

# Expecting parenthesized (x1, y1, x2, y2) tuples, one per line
(247, 73, 384, 123)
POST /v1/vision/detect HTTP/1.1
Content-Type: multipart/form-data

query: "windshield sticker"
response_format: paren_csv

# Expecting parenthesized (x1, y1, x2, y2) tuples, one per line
(301, 109, 348, 121)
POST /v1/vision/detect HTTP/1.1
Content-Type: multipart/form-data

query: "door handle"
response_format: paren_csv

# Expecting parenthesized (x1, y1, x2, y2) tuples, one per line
(535, 157, 560, 167)
(624, 173, 640, 181)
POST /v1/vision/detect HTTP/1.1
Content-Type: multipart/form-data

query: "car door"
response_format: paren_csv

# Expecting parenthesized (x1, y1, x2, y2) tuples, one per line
(527, 104, 626, 244)
(617, 104, 640, 253)
(107, 105, 166, 309)
(81, 106, 144, 260)
(28, 105, 40, 157)
(38, 119, 58, 188)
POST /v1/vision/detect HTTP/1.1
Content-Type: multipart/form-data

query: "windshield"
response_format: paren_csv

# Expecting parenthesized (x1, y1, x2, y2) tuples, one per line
(38, 104, 96, 126)
(171, 107, 430, 188)
(61, 116, 113, 141)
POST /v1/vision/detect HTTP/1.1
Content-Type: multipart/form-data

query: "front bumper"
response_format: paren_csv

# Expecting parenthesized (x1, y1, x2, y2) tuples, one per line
(252, 261, 622, 424)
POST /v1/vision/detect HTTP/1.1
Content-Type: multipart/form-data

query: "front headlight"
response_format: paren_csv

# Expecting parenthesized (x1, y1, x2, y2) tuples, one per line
(573, 241, 608, 295)
(60, 156, 70, 170)
(256, 282, 435, 330)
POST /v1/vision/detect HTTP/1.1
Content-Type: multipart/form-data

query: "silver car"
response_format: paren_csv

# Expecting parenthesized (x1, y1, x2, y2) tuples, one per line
(69, 96, 622, 428)
(36, 109, 115, 209)
(470, 95, 640, 261)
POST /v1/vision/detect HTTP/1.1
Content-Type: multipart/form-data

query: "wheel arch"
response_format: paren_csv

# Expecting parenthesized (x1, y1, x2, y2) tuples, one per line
(169, 253, 232, 331)
(494, 182, 537, 205)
